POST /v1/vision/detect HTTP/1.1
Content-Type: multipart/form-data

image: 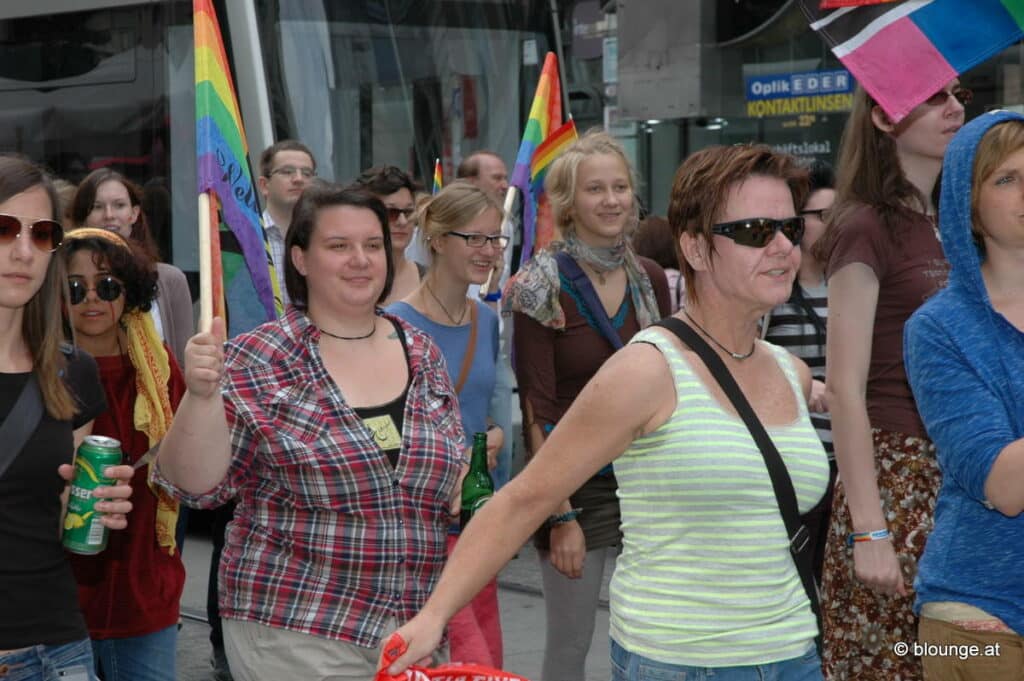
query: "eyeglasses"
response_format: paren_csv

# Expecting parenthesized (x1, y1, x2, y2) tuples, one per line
(446, 231, 510, 249)
(269, 165, 316, 179)
(68, 276, 124, 305)
(924, 87, 972, 108)
(799, 208, 829, 221)
(711, 217, 805, 248)
(385, 207, 415, 223)
(0, 214, 64, 252)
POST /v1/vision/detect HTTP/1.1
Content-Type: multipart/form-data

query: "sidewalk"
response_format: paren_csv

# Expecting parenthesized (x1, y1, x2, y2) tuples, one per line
(176, 532, 614, 681)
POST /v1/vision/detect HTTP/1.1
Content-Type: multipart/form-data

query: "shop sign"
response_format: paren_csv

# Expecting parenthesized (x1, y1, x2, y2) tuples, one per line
(745, 69, 855, 118)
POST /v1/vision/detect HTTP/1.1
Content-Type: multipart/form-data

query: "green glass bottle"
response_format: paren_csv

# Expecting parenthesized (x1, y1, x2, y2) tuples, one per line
(460, 432, 495, 529)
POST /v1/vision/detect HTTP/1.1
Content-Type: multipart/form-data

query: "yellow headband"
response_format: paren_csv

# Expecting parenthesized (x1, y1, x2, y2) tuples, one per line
(64, 227, 131, 250)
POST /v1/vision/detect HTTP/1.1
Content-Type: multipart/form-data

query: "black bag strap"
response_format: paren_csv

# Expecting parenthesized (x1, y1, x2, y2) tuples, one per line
(0, 373, 45, 481)
(653, 316, 822, 648)
(554, 251, 623, 350)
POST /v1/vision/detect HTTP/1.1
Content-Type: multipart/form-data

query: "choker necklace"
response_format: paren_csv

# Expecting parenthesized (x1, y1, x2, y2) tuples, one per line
(425, 282, 467, 325)
(319, 321, 376, 341)
(683, 309, 755, 360)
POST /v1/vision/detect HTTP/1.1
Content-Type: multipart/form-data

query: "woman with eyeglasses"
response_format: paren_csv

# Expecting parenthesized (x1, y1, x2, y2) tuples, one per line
(356, 165, 424, 305)
(384, 143, 829, 680)
(815, 83, 967, 680)
(71, 169, 194, 364)
(59, 228, 186, 681)
(386, 181, 507, 667)
(0, 155, 133, 681)
(503, 130, 669, 681)
(761, 159, 836, 585)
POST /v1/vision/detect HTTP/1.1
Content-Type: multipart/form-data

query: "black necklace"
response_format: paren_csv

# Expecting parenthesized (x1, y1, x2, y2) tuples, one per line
(318, 321, 376, 341)
(425, 281, 467, 325)
(683, 309, 755, 360)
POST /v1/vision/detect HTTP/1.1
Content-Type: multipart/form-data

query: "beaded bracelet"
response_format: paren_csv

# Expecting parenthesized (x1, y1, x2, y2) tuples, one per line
(847, 528, 891, 547)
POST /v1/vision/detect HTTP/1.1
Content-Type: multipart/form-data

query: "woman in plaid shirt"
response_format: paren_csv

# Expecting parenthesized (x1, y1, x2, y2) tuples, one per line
(155, 184, 467, 681)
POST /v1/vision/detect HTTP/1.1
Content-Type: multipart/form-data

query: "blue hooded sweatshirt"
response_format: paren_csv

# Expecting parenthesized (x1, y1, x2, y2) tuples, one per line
(904, 109, 1024, 634)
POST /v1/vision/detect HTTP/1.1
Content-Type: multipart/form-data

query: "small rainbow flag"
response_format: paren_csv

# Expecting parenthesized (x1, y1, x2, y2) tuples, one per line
(802, 0, 1024, 122)
(432, 158, 443, 195)
(510, 52, 564, 267)
(530, 119, 578, 196)
(194, 0, 282, 336)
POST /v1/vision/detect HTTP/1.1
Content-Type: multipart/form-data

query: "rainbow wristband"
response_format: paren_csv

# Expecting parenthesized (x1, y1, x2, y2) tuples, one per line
(847, 529, 891, 547)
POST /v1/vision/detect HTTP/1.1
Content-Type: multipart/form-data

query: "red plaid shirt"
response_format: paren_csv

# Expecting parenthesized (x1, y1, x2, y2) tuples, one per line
(155, 307, 465, 647)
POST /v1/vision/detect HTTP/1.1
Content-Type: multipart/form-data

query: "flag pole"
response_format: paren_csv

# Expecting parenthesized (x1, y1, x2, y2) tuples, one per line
(198, 192, 213, 333)
(548, 0, 571, 117)
(482, 185, 519, 293)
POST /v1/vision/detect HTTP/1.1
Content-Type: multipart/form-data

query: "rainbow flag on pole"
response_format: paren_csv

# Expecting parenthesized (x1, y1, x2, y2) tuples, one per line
(802, 0, 1024, 122)
(194, 0, 282, 336)
(510, 52, 564, 267)
(432, 158, 443, 194)
(530, 119, 578, 197)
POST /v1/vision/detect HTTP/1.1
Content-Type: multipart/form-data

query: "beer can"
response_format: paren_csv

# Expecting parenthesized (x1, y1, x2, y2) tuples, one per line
(62, 435, 123, 555)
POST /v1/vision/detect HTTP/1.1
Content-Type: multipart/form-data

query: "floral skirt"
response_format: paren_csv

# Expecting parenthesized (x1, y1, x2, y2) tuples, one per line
(820, 429, 940, 681)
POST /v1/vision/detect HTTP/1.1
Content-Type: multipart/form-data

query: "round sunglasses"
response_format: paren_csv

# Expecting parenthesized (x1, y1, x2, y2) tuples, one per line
(710, 216, 805, 248)
(0, 213, 64, 253)
(68, 276, 124, 305)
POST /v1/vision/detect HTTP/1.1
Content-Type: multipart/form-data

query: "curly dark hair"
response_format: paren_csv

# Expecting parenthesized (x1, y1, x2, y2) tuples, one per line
(61, 235, 159, 314)
(355, 165, 417, 197)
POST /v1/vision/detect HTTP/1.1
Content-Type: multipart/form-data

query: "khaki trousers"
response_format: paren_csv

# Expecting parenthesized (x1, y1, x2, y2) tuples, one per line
(919, 616, 1024, 681)
(223, 617, 447, 681)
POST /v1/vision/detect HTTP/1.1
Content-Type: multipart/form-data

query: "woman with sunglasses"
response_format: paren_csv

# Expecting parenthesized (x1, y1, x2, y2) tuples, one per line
(814, 83, 966, 680)
(0, 155, 134, 681)
(385, 143, 829, 680)
(386, 181, 507, 667)
(59, 228, 186, 681)
(506, 129, 669, 681)
(71, 169, 193, 364)
(356, 165, 423, 305)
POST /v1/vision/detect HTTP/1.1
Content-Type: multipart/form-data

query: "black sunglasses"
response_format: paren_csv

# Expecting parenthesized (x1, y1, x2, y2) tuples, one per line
(385, 206, 415, 222)
(711, 217, 805, 248)
(68, 276, 124, 305)
(0, 213, 64, 253)
(799, 208, 829, 221)
(924, 87, 972, 108)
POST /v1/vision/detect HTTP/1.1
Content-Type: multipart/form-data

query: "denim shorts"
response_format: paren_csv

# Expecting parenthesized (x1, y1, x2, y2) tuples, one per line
(0, 637, 97, 681)
(610, 638, 823, 681)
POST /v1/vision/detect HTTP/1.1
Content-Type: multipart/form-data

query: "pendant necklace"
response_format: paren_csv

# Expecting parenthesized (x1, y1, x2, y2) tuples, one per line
(319, 321, 376, 341)
(683, 309, 755, 360)
(425, 282, 467, 325)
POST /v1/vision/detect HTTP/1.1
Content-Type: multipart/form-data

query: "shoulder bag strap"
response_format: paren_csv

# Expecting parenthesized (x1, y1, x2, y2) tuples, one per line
(0, 374, 45, 481)
(554, 251, 624, 350)
(453, 301, 479, 396)
(653, 317, 821, 648)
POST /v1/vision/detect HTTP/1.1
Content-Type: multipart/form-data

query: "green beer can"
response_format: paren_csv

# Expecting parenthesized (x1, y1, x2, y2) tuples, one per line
(62, 435, 122, 555)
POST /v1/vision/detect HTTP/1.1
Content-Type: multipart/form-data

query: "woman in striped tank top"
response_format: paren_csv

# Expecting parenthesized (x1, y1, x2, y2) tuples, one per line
(385, 145, 830, 680)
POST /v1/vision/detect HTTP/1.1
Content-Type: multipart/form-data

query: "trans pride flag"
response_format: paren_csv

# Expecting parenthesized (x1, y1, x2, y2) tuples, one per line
(802, 0, 1024, 122)
(194, 0, 282, 336)
(510, 52, 565, 267)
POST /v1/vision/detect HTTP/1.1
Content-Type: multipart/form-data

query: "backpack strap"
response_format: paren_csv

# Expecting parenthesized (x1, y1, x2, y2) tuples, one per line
(554, 251, 623, 350)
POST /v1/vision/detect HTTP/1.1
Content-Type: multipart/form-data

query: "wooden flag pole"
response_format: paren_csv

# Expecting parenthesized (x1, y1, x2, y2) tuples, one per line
(198, 192, 213, 333)
(482, 185, 519, 293)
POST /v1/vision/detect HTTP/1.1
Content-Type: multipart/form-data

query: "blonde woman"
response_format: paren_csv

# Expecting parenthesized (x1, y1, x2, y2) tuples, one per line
(387, 181, 506, 666)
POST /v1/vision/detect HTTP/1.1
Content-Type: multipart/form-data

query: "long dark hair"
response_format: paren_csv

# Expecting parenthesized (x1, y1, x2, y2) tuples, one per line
(71, 168, 162, 262)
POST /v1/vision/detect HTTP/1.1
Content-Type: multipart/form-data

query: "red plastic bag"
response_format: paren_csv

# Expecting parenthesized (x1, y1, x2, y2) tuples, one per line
(375, 633, 530, 681)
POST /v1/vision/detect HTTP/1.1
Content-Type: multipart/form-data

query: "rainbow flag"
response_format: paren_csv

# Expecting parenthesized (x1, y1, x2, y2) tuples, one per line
(802, 0, 1024, 122)
(529, 119, 578, 252)
(510, 52, 563, 267)
(194, 0, 282, 336)
(432, 158, 443, 195)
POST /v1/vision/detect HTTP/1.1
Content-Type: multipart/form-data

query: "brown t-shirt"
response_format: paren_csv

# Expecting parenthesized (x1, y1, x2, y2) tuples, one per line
(514, 256, 670, 550)
(826, 205, 948, 438)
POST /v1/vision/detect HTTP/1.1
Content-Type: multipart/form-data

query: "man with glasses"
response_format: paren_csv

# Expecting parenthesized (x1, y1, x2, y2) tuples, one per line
(258, 140, 318, 307)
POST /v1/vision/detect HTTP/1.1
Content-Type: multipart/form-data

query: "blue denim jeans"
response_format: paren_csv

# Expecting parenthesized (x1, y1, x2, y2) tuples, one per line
(0, 637, 98, 681)
(91, 625, 176, 681)
(610, 638, 823, 681)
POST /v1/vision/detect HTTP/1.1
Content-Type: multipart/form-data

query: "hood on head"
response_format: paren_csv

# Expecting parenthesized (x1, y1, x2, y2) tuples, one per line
(940, 109, 1024, 298)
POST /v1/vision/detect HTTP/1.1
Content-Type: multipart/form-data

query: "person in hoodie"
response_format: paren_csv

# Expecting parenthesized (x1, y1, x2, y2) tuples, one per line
(904, 110, 1024, 681)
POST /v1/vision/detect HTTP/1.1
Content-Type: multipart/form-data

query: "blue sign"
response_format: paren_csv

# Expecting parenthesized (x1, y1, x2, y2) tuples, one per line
(745, 69, 854, 101)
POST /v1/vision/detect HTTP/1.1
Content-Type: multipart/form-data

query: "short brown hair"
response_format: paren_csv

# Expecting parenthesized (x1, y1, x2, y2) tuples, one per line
(260, 139, 316, 178)
(285, 183, 395, 307)
(456, 151, 502, 179)
(970, 120, 1024, 252)
(667, 144, 808, 304)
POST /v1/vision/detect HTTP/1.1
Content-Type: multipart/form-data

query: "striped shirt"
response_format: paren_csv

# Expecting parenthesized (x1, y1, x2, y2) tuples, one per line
(154, 307, 465, 647)
(609, 328, 829, 667)
(763, 281, 833, 457)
